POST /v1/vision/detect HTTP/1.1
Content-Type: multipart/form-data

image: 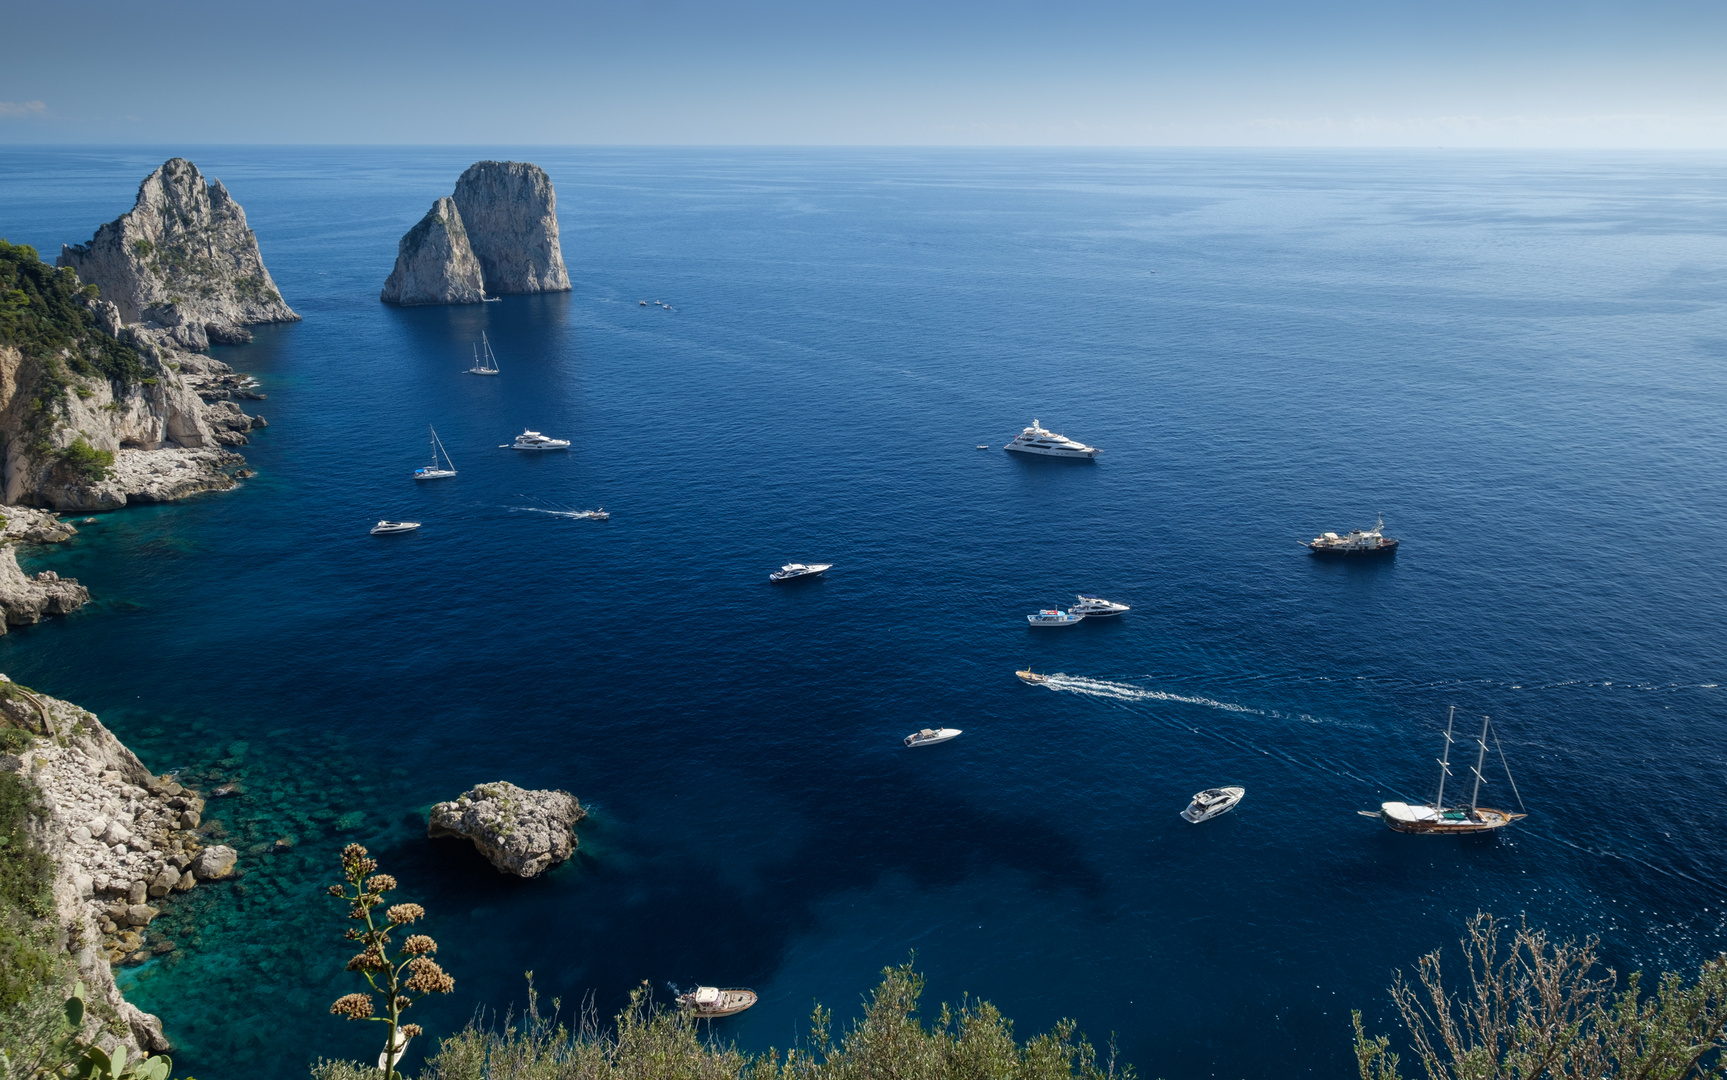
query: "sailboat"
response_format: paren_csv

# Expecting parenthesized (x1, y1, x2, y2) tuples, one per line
(467, 332, 500, 376)
(413, 426, 457, 480)
(1364, 707, 1527, 834)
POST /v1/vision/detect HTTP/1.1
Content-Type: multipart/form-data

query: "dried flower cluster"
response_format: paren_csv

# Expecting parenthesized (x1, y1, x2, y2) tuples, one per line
(325, 844, 456, 1080)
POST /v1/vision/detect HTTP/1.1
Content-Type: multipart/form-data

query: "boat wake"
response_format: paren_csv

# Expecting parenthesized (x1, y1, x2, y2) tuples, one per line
(512, 506, 609, 520)
(1034, 673, 1266, 716)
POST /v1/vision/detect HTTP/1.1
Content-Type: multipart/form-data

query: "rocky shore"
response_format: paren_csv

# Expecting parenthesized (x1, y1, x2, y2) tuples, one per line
(3, 680, 237, 1054)
(0, 507, 89, 630)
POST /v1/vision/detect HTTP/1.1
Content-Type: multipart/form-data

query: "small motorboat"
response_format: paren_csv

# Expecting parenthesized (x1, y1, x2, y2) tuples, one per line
(677, 986, 757, 1018)
(1027, 608, 1083, 627)
(1015, 669, 1049, 685)
(976, 444, 990, 449)
(370, 521, 421, 535)
(1181, 787, 1245, 823)
(639, 300, 648, 306)
(1070, 595, 1129, 617)
(377, 1026, 412, 1070)
(904, 728, 962, 748)
(581, 508, 610, 521)
(770, 563, 831, 582)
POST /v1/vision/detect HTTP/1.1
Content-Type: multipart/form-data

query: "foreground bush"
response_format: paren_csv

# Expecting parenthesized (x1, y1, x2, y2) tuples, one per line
(315, 961, 1127, 1080)
(1353, 912, 1727, 1080)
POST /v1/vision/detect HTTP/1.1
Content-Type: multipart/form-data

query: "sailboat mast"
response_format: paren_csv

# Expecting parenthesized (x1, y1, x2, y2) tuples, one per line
(1469, 716, 1490, 812)
(1434, 706, 1456, 811)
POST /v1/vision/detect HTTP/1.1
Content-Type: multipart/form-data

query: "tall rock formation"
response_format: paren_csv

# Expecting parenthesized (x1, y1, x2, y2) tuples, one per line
(57, 158, 299, 351)
(380, 160, 571, 306)
(379, 197, 486, 306)
(453, 161, 571, 295)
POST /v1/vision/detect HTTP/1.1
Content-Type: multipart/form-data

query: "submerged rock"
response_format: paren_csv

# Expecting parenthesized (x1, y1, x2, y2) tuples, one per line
(380, 196, 486, 306)
(57, 158, 299, 349)
(191, 844, 237, 880)
(427, 781, 584, 877)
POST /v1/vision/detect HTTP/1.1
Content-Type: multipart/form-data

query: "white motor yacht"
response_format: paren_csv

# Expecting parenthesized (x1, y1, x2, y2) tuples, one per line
(1004, 419, 1100, 458)
(1027, 608, 1084, 627)
(501, 429, 571, 451)
(1070, 595, 1129, 617)
(1181, 787, 1245, 823)
(770, 563, 831, 582)
(904, 728, 962, 748)
(370, 521, 421, 535)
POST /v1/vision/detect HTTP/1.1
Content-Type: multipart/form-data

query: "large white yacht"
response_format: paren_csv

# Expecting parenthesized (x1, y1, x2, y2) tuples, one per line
(1181, 787, 1245, 823)
(1004, 419, 1100, 458)
(1070, 595, 1129, 617)
(501, 429, 571, 451)
(770, 562, 831, 582)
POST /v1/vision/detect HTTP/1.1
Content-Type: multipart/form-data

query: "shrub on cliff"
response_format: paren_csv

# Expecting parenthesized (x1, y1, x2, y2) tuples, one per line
(53, 437, 115, 484)
(0, 765, 57, 1019)
(0, 239, 147, 387)
(1353, 912, 1727, 1080)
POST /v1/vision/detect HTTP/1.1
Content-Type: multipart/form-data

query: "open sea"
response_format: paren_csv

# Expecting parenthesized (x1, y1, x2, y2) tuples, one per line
(1, 147, 1725, 1080)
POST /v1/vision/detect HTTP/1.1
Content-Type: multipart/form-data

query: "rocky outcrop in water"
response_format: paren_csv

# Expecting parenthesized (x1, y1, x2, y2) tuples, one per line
(427, 781, 585, 877)
(0, 508, 89, 628)
(4, 679, 222, 1054)
(380, 196, 486, 306)
(381, 161, 570, 305)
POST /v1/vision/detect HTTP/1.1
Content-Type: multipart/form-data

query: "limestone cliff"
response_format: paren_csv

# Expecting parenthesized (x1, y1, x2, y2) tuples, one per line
(3, 678, 223, 1055)
(57, 158, 298, 352)
(379, 196, 486, 305)
(381, 160, 571, 305)
(0, 241, 261, 511)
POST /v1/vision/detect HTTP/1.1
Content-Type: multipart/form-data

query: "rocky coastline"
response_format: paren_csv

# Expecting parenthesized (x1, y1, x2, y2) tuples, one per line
(3, 680, 237, 1055)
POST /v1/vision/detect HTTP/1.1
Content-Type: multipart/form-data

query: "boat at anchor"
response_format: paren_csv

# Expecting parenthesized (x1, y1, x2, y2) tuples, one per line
(1363, 707, 1526, 835)
(467, 332, 500, 375)
(1305, 516, 1399, 556)
(1181, 787, 1245, 823)
(413, 425, 457, 480)
(677, 986, 757, 1018)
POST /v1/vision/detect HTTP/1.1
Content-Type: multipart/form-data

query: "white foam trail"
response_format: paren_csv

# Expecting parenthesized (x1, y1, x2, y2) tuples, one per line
(1039, 674, 1265, 715)
(512, 506, 606, 520)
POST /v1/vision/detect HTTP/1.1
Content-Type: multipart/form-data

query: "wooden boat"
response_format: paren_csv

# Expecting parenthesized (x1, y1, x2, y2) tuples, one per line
(677, 986, 757, 1018)
(1364, 708, 1526, 834)
(1015, 669, 1049, 685)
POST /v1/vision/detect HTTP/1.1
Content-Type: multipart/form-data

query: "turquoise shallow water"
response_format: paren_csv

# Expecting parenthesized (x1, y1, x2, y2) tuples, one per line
(1, 148, 1726, 1078)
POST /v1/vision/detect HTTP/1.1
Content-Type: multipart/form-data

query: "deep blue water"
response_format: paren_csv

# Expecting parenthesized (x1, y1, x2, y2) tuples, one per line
(2, 147, 1726, 1079)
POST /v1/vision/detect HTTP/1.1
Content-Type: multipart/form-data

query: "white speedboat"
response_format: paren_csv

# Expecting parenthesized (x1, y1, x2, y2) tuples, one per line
(501, 429, 571, 450)
(413, 425, 457, 480)
(770, 563, 831, 582)
(1027, 608, 1083, 627)
(904, 728, 961, 748)
(370, 521, 421, 535)
(1004, 419, 1100, 458)
(467, 332, 500, 375)
(1181, 787, 1245, 823)
(1070, 595, 1129, 617)
(677, 986, 757, 1018)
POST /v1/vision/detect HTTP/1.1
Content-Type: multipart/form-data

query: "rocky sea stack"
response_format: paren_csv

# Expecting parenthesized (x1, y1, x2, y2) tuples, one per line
(427, 781, 585, 877)
(381, 161, 571, 306)
(57, 158, 299, 352)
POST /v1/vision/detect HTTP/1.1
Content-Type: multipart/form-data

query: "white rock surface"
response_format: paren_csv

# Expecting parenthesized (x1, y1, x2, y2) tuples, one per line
(427, 781, 585, 877)
(453, 161, 571, 296)
(380, 196, 487, 306)
(56, 158, 298, 350)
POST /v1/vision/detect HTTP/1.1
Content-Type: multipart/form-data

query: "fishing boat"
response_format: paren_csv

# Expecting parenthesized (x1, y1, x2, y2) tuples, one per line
(904, 728, 962, 747)
(1305, 516, 1398, 556)
(1027, 608, 1083, 627)
(370, 521, 421, 535)
(1364, 707, 1527, 834)
(413, 425, 457, 480)
(467, 332, 500, 376)
(677, 986, 757, 1018)
(1181, 787, 1245, 823)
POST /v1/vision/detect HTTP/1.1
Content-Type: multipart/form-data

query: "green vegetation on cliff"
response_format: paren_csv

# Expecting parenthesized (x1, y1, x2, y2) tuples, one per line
(0, 239, 148, 387)
(0, 743, 58, 1020)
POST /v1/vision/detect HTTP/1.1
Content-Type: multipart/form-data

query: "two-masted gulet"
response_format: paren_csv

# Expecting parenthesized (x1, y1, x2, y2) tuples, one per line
(1365, 706, 1527, 834)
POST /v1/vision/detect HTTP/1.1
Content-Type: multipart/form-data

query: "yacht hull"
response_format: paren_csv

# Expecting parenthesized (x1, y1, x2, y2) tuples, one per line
(1381, 807, 1523, 834)
(1004, 445, 1099, 458)
(1306, 539, 1399, 557)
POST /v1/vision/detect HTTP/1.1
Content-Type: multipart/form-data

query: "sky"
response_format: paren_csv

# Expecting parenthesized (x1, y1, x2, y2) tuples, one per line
(3, 0, 1726, 146)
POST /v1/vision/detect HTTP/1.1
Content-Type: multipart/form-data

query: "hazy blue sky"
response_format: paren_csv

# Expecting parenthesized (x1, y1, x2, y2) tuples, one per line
(4, 0, 1725, 146)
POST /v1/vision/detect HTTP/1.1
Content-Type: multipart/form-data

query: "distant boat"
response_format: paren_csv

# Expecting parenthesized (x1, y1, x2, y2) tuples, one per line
(501, 429, 570, 450)
(1363, 707, 1527, 834)
(1016, 669, 1050, 685)
(482, 296, 501, 303)
(770, 562, 831, 582)
(467, 332, 500, 376)
(1070, 595, 1129, 617)
(678, 986, 757, 1018)
(1305, 516, 1398, 556)
(1181, 787, 1245, 823)
(370, 521, 421, 535)
(904, 727, 961, 748)
(413, 425, 457, 480)
(1027, 608, 1083, 627)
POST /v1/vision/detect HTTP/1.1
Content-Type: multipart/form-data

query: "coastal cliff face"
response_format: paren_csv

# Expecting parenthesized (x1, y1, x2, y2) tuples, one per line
(56, 158, 298, 352)
(0, 242, 261, 511)
(379, 196, 486, 306)
(453, 161, 572, 295)
(3, 680, 225, 1055)
(381, 160, 571, 305)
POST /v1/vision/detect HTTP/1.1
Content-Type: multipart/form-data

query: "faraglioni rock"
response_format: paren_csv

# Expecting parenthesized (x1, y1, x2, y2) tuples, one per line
(380, 196, 486, 306)
(381, 161, 571, 305)
(427, 781, 585, 877)
(57, 158, 299, 351)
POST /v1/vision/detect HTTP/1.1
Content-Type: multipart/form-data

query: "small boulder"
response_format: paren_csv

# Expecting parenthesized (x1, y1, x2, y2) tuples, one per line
(427, 781, 585, 878)
(191, 844, 237, 880)
(172, 870, 196, 892)
(125, 904, 158, 927)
